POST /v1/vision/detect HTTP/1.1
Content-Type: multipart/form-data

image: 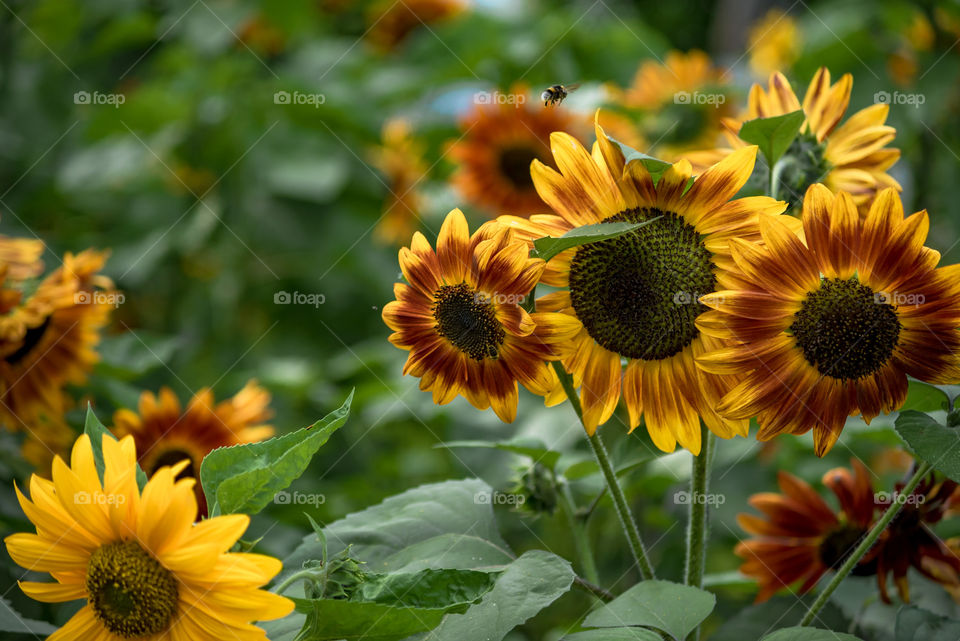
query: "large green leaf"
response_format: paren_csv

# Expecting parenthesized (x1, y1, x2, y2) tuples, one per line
(200, 390, 353, 515)
(84, 405, 147, 489)
(353, 569, 498, 608)
(293, 597, 470, 641)
(0, 597, 58, 634)
(563, 629, 662, 640)
(581, 580, 716, 641)
(895, 410, 960, 483)
(901, 380, 953, 412)
(438, 437, 562, 470)
(761, 628, 864, 641)
(896, 606, 960, 640)
(738, 110, 805, 166)
(532, 220, 661, 262)
(419, 550, 575, 641)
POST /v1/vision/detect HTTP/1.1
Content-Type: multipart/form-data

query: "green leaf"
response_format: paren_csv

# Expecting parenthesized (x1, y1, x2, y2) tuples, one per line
(0, 597, 58, 634)
(895, 605, 960, 641)
(352, 569, 497, 608)
(423, 550, 575, 641)
(761, 628, 865, 641)
(532, 220, 661, 262)
(375, 533, 514, 574)
(561, 451, 653, 481)
(606, 136, 673, 179)
(438, 437, 561, 469)
(292, 597, 470, 641)
(710, 597, 848, 641)
(84, 405, 147, 489)
(895, 410, 960, 483)
(581, 580, 716, 641)
(901, 380, 953, 412)
(200, 390, 353, 515)
(738, 110, 805, 166)
(564, 630, 662, 641)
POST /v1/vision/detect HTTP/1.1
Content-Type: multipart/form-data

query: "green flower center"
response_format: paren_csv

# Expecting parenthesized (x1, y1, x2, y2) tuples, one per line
(776, 132, 830, 211)
(86, 540, 179, 638)
(497, 145, 539, 189)
(790, 277, 901, 380)
(432, 282, 505, 361)
(568, 208, 716, 360)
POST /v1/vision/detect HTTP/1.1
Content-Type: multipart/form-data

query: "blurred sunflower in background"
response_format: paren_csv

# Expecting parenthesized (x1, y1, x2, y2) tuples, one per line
(747, 9, 802, 76)
(737, 461, 878, 602)
(498, 117, 788, 453)
(371, 117, 429, 245)
(111, 380, 274, 516)
(382, 209, 581, 422)
(367, 0, 468, 52)
(698, 185, 960, 455)
(4, 433, 293, 640)
(448, 85, 587, 217)
(601, 50, 734, 160)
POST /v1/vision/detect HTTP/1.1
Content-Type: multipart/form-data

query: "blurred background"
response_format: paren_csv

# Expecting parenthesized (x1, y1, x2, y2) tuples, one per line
(1, 0, 959, 638)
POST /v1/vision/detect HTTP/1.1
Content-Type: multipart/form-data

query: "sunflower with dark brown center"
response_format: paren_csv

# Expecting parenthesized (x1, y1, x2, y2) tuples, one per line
(448, 86, 587, 217)
(497, 115, 790, 453)
(383, 209, 582, 422)
(737, 460, 879, 602)
(697, 183, 960, 455)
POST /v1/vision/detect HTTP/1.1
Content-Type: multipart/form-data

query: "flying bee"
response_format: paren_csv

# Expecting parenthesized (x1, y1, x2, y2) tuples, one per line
(541, 83, 580, 107)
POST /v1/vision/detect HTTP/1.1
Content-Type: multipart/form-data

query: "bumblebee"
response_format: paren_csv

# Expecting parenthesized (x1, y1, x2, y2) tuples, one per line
(541, 83, 580, 106)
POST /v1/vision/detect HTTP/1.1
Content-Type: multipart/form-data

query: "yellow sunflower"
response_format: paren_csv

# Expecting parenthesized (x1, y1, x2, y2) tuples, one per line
(0, 249, 115, 431)
(0, 235, 45, 280)
(448, 86, 587, 217)
(747, 9, 802, 76)
(601, 50, 734, 160)
(371, 118, 429, 245)
(367, 0, 467, 52)
(721, 68, 901, 211)
(497, 116, 788, 453)
(111, 381, 274, 516)
(697, 184, 960, 455)
(5, 433, 293, 640)
(382, 209, 582, 422)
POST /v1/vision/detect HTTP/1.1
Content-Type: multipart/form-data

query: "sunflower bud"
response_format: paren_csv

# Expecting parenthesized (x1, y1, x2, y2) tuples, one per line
(511, 461, 558, 515)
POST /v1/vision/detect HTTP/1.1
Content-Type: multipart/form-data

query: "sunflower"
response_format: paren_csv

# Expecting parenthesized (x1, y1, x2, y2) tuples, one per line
(736, 460, 878, 602)
(496, 116, 789, 453)
(875, 470, 960, 603)
(719, 67, 901, 211)
(0, 235, 45, 280)
(0, 249, 115, 432)
(697, 184, 960, 455)
(382, 208, 582, 422)
(111, 381, 274, 516)
(747, 9, 802, 76)
(367, 0, 467, 52)
(601, 50, 734, 160)
(371, 118, 429, 245)
(448, 86, 587, 217)
(4, 433, 293, 640)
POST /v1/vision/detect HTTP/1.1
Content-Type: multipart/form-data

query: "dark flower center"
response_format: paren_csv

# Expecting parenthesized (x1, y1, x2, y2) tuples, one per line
(150, 449, 196, 479)
(432, 282, 505, 361)
(790, 277, 901, 380)
(86, 540, 179, 638)
(819, 523, 870, 571)
(497, 145, 540, 189)
(5, 318, 51, 365)
(568, 208, 716, 360)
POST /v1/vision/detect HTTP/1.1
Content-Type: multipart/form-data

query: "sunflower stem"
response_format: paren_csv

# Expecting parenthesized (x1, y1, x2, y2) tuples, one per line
(684, 423, 713, 592)
(551, 361, 656, 581)
(557, 475, 601, 585)
(799, 459, 933, 627)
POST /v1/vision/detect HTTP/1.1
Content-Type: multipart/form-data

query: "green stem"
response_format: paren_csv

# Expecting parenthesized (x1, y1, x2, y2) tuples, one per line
(274, 568, 321, 595)
(799, 460, 933, 627)
(551, 361, 655, 581)
(557, 477, 601, 585)
(572, 576, 615, 602)
(684, 423, 713, 590)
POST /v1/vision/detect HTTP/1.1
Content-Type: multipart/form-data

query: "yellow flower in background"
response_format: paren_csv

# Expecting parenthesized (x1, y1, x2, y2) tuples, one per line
(0, 235, 45, 280)
(111, 380, 274, 516)
(382, 209, 582, 422)
(448, 85, 588, 217)
(371, 118, 429, 245)
(748, 9, 802, 76)
(498, 116, 788, 453)
(602, 50, 734, 160)
(697, 185, 960, 456)
(0, 249, 116, 434)
(367, 0, 468, 52)
(4, 433, 293, 641)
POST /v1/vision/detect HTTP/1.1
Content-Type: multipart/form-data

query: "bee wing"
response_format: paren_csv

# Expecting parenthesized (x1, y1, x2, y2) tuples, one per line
(564, 83, 581, 93)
